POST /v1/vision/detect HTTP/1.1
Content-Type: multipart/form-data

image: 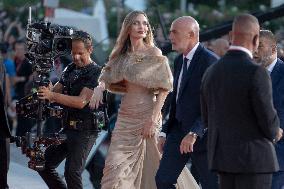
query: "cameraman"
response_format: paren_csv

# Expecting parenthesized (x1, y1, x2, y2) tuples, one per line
(37, 30, 101, 189)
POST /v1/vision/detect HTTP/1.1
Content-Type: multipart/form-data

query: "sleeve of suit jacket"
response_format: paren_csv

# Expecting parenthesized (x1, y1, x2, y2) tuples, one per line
(200, 67, 211, 130)
(190, 54, 218, 137)
(251, 66, 279, 141)
(161, 57, 180, 135)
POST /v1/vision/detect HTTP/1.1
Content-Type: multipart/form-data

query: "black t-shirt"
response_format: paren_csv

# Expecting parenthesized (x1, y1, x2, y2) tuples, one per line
(14, 58, 33, 99)
(59, 62, 101, 120)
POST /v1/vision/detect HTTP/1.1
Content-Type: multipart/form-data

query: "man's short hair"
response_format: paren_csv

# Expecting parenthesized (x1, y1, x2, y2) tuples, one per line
(260, 30, 277, 46)
(72, 30, 93, 48)
(232, 13, 259, 35)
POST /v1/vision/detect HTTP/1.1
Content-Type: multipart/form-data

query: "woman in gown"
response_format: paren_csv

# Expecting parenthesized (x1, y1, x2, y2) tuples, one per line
(89, 10, 199, 189)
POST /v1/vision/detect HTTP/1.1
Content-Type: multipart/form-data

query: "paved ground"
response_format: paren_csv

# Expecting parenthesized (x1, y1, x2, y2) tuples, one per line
(8, 144, 94, 189)
(7, 130, 109, 189)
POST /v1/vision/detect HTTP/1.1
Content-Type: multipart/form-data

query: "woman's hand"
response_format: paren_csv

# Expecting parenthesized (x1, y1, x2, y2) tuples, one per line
(89, 86, 104, 109)
(157, 136, 166, 154)
(141, 120, 157, 139)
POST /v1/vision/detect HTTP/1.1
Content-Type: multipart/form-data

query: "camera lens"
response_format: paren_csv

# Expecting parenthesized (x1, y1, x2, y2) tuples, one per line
(53, 38, 71, 55)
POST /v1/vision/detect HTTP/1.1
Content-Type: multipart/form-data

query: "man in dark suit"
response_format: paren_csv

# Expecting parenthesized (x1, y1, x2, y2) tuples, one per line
(201, 14, 282, 189)
(0, 57, 12, 189)
(155, 16, 219, 189)
(254, 29, 284, 189)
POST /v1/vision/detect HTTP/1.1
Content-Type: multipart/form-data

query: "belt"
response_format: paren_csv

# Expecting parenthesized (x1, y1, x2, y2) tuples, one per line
(66, 119, 100, 132)
(68, 120, 80, 129)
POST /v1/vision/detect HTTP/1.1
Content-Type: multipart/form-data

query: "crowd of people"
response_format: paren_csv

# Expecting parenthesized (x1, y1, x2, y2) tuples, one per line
(0, 7, 284, 189)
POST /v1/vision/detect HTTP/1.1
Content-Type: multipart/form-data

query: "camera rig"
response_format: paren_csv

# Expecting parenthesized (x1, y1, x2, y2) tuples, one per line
(16, 7, 74, 121)
(15, 132, 66, 171)
(14, 9, 71, 171)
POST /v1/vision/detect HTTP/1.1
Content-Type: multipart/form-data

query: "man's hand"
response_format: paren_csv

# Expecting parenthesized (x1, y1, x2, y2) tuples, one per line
(38, 86, 54, 101)
(48, 82, 53, 90)
(89, 86, 104, 109)
(180, 132, 197, 154)
(158, 136, 166, 154)
(275, 128, 283, 142)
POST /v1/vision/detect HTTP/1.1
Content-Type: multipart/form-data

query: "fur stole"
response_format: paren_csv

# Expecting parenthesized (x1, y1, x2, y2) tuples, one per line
(99, 54, 173, 94)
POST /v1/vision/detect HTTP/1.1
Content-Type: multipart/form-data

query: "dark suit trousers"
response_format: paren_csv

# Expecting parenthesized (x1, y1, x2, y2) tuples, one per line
(0, 138, 10, 189)
(219, 172, 272, 189)
(37, 130, 96, 189)
(155, 127, 218, 189)
(272, 171, 284, 189)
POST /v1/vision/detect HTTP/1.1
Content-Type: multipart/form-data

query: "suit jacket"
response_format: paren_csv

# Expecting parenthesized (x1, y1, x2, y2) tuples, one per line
(271, 58, 284, 170)
(162, 44, 218, 151)
(0, 63, 11, 138)
(201, 50, 280, 173)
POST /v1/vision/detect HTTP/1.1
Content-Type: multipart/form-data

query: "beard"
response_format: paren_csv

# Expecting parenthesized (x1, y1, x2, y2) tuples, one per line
(74, 60, 85, 67)
(255, 55, 273, 68)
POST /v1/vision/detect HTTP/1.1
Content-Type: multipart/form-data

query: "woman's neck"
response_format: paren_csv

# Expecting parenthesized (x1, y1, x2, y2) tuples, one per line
(130, 38, 146, 52)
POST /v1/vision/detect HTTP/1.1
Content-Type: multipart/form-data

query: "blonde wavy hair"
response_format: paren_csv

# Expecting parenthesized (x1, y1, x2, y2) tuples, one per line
(109, 10, 154, 61)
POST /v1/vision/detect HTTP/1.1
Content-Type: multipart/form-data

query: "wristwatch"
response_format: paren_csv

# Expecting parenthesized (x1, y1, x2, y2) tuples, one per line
(189, 132, 198, 139)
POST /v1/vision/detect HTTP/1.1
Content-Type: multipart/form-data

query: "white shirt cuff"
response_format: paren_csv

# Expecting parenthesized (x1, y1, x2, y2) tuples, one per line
(158, 132, 166, 138)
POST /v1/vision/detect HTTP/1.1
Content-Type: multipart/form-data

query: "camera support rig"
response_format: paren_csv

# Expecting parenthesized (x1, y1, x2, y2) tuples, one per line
(15, 62, 66, 171)
(15, 7, 72, 171)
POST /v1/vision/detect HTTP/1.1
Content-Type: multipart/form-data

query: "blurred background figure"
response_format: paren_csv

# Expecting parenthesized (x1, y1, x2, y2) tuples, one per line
(210, 38, 229, 57)
(13, 39, 34, 137)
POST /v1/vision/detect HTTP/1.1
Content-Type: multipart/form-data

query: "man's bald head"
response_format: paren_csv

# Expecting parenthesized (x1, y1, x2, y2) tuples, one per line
(169, 16, 200, 54)
(232, 14, 259, 35)
(231, 14, 260, 53)
(173, 16, 200, 39)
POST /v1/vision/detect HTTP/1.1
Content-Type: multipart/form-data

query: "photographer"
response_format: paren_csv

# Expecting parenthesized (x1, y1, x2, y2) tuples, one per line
(37, 30, 101, 189)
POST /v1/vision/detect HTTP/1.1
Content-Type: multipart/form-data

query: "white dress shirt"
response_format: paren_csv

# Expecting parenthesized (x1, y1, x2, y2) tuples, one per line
(228, 45, 253, 59)
(266, 58, 277, 73)
(176, 42, 200, 101)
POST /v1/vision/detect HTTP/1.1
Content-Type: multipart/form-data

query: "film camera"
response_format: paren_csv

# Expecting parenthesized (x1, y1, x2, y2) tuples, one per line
(25, 21, 73, 73)
(16, 20, 73, 120)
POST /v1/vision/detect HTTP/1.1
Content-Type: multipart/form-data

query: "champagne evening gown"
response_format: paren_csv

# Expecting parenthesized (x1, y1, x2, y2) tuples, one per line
(99, 51, 200, 189)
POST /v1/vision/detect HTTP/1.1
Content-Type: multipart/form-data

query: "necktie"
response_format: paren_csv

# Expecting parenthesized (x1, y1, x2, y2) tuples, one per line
(176, 57, 189, 121)
(178, 57, 189, 99)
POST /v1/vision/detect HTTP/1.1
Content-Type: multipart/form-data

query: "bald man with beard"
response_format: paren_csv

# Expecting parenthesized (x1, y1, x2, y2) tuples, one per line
(201, 14, 281, 189)
(156, 16, 219, 189)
